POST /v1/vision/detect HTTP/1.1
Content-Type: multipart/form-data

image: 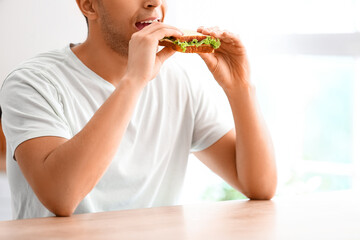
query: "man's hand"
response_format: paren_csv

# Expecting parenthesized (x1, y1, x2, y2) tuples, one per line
(197, 26, 250, 93)
(126, 23, 183, 85)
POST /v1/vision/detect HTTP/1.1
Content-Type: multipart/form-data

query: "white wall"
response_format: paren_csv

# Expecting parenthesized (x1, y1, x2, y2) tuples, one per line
(0, 0, 87, 84)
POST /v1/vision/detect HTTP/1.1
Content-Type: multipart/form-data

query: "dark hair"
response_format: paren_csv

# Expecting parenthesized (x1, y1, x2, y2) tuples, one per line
(85, 16, 89, 27)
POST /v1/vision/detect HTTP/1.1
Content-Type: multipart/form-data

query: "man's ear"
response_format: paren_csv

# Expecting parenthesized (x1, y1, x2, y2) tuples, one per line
(76, 0, 98, 21)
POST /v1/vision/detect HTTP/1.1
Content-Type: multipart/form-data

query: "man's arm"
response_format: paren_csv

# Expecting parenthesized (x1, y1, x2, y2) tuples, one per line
(15, 80, 145, 216)
(194, 27, 277, 199)
(12, 23, 182, 217)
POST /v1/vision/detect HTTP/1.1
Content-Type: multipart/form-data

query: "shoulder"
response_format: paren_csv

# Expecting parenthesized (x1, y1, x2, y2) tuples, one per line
(16, 48, 67, 72)
(1, 47, 69, 94)
(0, 48, 69, 108)
(3, 47, 69, 85)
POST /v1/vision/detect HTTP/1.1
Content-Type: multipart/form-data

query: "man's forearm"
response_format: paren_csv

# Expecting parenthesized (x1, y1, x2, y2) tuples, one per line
(38, 77, 145, 215)
(226, 85, 277, 199)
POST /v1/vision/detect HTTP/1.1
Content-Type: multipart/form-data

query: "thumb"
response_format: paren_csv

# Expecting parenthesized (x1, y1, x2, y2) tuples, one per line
(157, 47, 176, 64)
(198, 53, 218, 73)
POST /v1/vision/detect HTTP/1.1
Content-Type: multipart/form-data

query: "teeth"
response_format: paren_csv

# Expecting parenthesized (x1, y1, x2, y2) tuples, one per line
(140, 19, 160, 24)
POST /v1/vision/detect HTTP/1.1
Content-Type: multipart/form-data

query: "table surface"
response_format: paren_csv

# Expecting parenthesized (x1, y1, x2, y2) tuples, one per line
(1, 192, 360, 240)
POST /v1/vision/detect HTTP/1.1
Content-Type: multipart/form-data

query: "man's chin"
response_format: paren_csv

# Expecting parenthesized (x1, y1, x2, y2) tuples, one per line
(112, 46, 129, 57)
(103, 36, 130, 57)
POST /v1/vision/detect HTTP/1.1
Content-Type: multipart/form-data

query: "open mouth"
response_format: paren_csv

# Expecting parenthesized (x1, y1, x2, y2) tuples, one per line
(135, 18, 161, 31)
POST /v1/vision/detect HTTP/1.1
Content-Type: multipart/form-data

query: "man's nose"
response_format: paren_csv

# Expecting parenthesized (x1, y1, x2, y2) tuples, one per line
(144, 0, 162, 8)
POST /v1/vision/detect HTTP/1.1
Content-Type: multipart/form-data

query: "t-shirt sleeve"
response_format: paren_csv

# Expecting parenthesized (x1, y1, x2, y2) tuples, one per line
(0, 69, 72, 160)
(189, 71, 234, 153)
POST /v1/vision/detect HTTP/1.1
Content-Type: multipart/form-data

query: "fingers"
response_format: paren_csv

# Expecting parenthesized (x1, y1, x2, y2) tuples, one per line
(130, 22, 184, 54)
(138, 22, 183, 40)
(197, 26, 243, 47)
(157, 46, 176, 64)
(198, 52, 218, 73)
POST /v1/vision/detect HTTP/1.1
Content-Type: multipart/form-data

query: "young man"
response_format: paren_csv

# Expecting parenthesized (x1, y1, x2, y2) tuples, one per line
(0, 0, 277, 219)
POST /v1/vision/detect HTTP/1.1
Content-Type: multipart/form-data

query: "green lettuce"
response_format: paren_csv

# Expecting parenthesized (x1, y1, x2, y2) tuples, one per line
(165, 36, 221, 52)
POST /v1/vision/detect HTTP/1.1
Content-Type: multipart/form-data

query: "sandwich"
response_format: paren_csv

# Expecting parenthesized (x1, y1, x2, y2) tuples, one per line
(159, 30, 221, 53)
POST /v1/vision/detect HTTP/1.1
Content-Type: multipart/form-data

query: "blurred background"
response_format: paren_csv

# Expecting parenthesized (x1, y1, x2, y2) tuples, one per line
(1, 0, 359, 220)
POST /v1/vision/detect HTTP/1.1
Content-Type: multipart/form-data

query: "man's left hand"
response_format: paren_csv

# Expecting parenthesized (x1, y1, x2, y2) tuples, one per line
(197, 26, 250, 93)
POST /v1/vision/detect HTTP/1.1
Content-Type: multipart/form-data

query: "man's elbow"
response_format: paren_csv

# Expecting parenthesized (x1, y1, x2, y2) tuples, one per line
(49, 203, 76, 217)
(41, 194, 78, 217)
(52, 207, 75, 217)
(246, 190, 276, 200)
(241, 180, 277, 200)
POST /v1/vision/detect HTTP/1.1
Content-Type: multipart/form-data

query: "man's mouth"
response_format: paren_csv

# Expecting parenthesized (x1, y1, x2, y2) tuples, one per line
(135, 18, 161, 31)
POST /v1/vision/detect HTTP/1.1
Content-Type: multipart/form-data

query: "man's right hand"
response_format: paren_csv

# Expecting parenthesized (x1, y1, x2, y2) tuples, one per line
(125, 23, 183, 85)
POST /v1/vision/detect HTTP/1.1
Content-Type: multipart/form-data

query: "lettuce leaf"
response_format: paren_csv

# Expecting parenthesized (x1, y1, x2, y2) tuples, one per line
(167, 36, 221, 52)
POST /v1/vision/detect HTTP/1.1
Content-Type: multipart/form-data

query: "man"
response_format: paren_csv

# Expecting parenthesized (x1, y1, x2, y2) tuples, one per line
(0, 0, 277, 219)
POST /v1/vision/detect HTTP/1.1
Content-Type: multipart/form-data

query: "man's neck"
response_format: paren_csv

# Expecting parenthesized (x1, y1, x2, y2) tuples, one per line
(71, 36, 128, 87)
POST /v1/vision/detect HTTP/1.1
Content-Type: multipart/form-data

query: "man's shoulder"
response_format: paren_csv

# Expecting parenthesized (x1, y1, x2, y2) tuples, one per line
(0, 46, 71, 95)
(14, 47, 68, 74)
(2, 47, 70, 87)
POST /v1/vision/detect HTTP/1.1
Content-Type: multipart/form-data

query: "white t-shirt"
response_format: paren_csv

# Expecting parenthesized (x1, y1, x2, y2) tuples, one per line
(0, 45, 232, 219)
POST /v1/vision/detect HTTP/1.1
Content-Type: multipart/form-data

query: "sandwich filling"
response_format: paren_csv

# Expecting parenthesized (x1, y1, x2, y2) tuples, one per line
(163, 36, 221, 52)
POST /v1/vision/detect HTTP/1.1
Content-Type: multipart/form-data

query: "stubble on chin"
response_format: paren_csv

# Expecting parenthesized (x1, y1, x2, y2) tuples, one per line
(100, 12, 130, 57)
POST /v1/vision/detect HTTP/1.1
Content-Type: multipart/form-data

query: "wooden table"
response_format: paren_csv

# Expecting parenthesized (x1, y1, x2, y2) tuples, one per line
(1, 193, 360, 240)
